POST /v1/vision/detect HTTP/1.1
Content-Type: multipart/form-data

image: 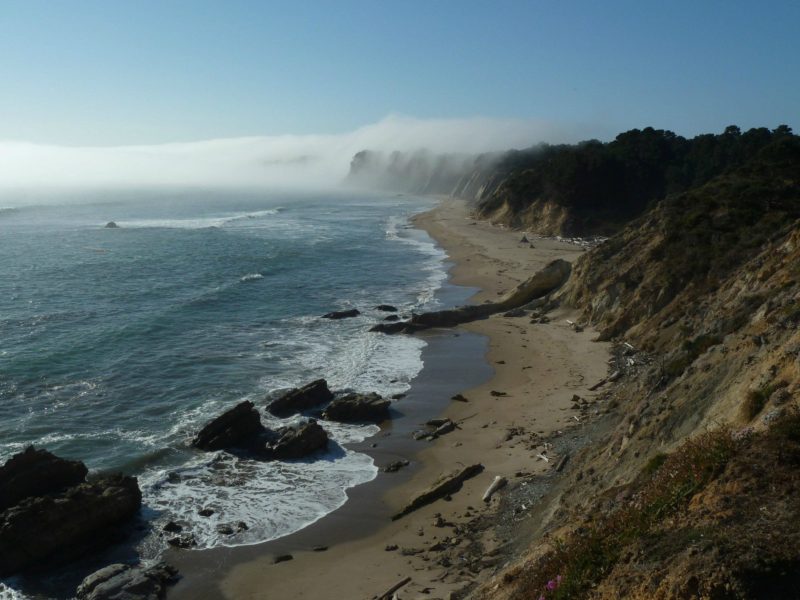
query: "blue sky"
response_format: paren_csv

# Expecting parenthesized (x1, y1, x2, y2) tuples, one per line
(1, 0, 798, 145)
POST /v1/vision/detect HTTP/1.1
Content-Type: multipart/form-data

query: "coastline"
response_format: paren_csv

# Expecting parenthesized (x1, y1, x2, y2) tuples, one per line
(169, 196, 611, 599)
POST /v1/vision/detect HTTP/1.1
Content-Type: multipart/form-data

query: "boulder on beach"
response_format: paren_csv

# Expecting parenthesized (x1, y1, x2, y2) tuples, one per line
(0, 466, 142, 577)
(322, 392, 391, 423)
(191, 401, 265, 451)
(0, 446, 88, 512)
(268, 379, 334, 417)
(76, 561, 179, 600)
(264, 420, 328, 460)
(321, 308, 360, 320)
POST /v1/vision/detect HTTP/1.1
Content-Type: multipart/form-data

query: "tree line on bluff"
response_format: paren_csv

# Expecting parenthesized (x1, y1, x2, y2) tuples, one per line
(478, 124, 797, 229)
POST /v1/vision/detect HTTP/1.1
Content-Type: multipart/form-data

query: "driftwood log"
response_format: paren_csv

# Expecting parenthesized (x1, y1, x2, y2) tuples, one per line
(482, 475, 507, 502)
(391, 464, 484, 520)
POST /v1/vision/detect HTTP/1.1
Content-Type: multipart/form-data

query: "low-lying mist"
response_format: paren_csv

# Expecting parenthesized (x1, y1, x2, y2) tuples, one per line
(0, 115, 596, 196)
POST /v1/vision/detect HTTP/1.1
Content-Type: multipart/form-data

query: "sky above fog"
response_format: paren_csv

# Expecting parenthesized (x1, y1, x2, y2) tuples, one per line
(0, 1, 797, 188)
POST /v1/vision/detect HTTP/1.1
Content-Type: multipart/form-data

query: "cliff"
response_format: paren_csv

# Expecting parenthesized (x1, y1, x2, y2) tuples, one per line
(345, 148, 506, 201)
(346, 125, 795, 237)
(473, 136, 800, 599)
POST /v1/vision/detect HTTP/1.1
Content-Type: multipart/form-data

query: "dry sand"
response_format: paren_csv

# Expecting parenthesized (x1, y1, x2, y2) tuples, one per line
(217, 197, 610, 599)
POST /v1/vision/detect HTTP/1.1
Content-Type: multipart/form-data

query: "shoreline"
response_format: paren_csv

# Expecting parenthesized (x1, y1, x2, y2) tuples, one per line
(169, 196, 611, 599)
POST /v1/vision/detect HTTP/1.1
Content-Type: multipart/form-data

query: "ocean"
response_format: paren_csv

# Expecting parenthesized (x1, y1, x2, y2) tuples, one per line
(0, 189, 451, 583)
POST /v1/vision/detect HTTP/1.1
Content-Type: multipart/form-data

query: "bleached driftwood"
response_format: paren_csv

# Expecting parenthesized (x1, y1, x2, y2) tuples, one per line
(482, 475, 508, 502)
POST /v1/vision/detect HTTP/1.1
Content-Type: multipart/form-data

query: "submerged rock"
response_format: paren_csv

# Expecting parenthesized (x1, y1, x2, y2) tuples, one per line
(191, 401, 265, 451)
(322, 308, 360, 320)
(264, 420, 328, 460)
(76, 562, 179, 600)
(268, 379, 334, 417)
(0, 446, 87, 512)
(322, 392, 391, 423)
(375, 304, 398, 312)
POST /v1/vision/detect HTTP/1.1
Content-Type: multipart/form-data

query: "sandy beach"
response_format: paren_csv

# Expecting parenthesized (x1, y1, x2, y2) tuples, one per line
(170, 197, 610, 599)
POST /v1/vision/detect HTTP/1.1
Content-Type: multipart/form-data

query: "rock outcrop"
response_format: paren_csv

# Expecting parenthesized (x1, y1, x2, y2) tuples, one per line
(371, 259, 571, 334)
(264, 420, 328, 460)
(191, 401, 265, 451)
(0, 467, 142, 577)
(104, 222, 119, 229)
(268, 379, 334, 417)
(0, 446, 88, 511)
(322, 392, 391, 423)
(76, 562, 179, 600)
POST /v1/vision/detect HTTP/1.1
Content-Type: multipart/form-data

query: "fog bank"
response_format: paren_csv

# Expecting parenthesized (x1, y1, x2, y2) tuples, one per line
(0, 115, 597, 191)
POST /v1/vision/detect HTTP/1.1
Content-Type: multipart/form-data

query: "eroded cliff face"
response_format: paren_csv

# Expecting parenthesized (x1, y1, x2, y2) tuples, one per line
(473, 139, 800, 599)
(345, 149, 505, 202)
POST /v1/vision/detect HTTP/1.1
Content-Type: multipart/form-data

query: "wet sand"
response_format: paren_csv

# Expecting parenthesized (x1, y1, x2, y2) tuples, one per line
(168, 197, 610, 599)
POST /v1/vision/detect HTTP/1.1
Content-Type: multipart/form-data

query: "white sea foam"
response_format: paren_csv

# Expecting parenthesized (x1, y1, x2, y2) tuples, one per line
(140, 417, 378, 552)
(137, 210, 448, 554)
(0, 583, 29, 599)
(112, 208, 282, 230)
(385, 214, 448, 309)
(240, 273, 264, 282)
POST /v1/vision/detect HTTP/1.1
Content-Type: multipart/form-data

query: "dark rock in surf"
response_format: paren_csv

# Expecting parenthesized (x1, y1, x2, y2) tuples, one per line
(191, 401, 265, 451)
(322, 392, 391, 423)
(76, 561, 179, 600)
(162, 521, 182, 533)
(375, 305, 398, 312)
(263, 420, 328, 460)
(383, 314, 400, 322)
(322, 308, 361, 320)
(0, 472, 142, 577)
(104, 222, 119, 229)
(370, 321, 418, 334)
(268, 379, 334, 417)
(0, 446, 88, 512)
(166, 534, 196, 549)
